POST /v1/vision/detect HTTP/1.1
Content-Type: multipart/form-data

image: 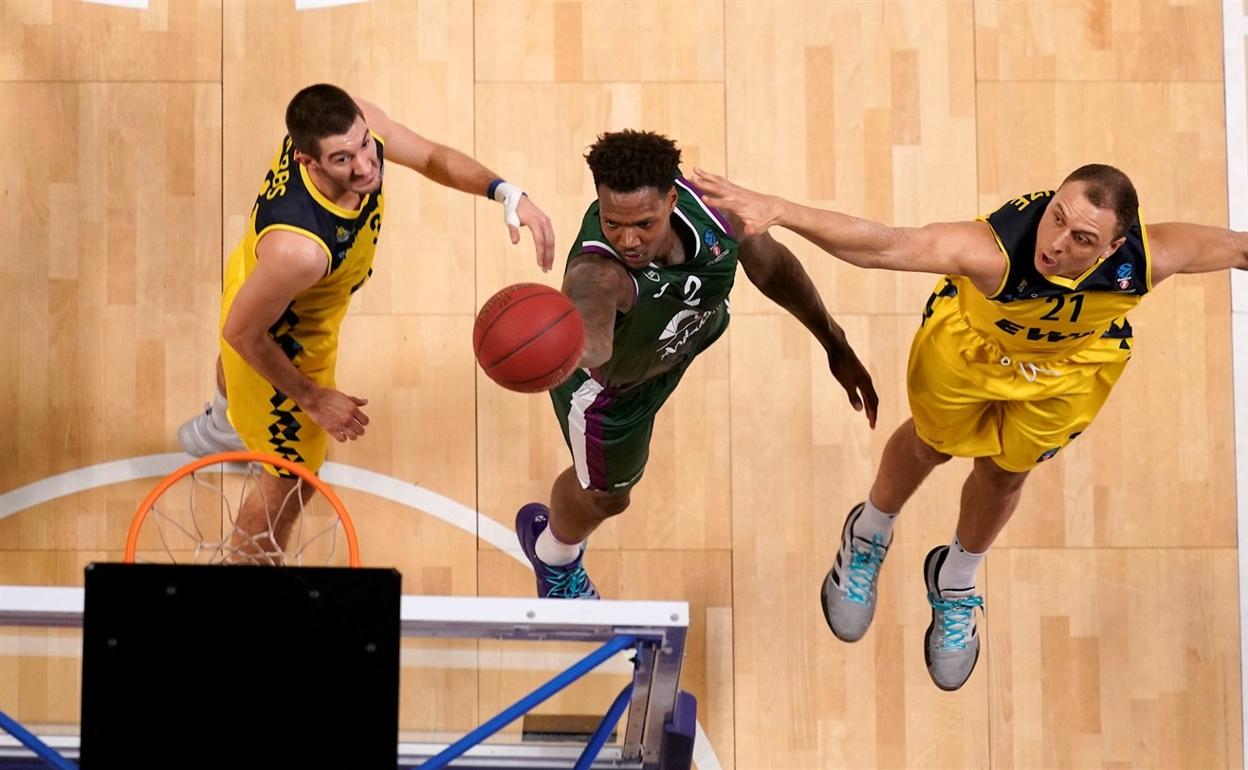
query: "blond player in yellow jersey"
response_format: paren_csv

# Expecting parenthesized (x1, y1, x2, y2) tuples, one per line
(178, 84, 554, 560)
(692, 164, 1248, 690)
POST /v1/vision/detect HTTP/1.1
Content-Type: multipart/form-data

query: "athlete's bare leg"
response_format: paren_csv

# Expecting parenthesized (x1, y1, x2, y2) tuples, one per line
(549, 466, 629, 544)
(868, 418, 952, 512)
(229, 471, 316, 563)
(953, 457, 1028, 552)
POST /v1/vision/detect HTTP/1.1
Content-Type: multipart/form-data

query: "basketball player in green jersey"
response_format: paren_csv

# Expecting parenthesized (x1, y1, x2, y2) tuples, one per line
(515, 130, 878, 599)
(178, 84, 555, 560)
(692, 164, 1248, 690)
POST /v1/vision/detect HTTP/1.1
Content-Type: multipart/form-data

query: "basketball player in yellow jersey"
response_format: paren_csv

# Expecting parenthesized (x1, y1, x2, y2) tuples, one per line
(178, 84, 555, 560)
(693, 164, 1248, 690)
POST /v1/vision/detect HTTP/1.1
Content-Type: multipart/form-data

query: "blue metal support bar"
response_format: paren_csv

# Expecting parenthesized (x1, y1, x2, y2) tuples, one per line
(0, 711, 77, 770)
(572, 683, 634, 770)
(418, 633, 642, 770)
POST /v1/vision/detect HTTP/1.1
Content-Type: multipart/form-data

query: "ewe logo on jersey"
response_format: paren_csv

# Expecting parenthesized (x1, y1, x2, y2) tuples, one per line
(656, 308, 716, 360)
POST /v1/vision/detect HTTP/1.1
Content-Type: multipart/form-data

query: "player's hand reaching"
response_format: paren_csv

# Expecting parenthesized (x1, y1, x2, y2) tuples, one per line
(691, 168, 785, 237)
(826, 345, 879, 429)
(303, 387, 371, 442)
(495, 182, 556, 273)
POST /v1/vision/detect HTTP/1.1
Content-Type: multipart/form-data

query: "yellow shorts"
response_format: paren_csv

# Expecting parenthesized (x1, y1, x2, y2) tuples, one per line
(907, 289, 1131, 473)
(219, 264, 336, 476)
(221, 345, 333, 475)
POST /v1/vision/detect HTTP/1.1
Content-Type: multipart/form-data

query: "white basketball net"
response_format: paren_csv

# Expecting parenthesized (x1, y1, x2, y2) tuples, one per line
(132, 460, 352, 567)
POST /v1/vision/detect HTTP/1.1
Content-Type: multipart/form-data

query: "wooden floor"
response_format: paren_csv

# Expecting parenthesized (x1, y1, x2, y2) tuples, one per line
(0, 1, 1241, 767)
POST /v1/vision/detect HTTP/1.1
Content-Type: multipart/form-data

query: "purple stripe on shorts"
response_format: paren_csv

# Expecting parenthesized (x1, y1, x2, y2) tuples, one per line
(580, 244, 617, 259)
(584, 388, 614, 490)
(677, 176, 735, 237)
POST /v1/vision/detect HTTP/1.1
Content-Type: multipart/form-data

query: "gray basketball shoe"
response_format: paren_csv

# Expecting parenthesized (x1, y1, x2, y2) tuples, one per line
(923, 545, 985, 691)
(821, 503, 892, 642)
(177, 404, 244, 456)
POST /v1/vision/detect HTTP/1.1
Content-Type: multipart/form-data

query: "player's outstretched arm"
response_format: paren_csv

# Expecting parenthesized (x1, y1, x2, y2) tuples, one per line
(1146, 222, 1248, 285)
(355, 98, 556, 271)
(561, 254, 635, 370)
(222, 232, 370, 442)
(735, 224, 878, 428)
(691, 168, 1002, 289)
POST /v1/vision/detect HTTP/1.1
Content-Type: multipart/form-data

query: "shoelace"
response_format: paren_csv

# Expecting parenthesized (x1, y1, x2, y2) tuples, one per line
(928, 593, 985, 650)
(844, 534, 887, 604)
(544, 563, 593, 599)
(998, 355, 1059, 383)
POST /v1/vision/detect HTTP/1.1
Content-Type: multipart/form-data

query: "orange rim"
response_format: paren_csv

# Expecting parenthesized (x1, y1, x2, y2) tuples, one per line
(124, 451, 360, 567)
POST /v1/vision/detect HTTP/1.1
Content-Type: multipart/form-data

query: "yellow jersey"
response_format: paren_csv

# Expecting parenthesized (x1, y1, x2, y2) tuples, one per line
(221, 133, 386, 372)
(931, 190, 1151, 362)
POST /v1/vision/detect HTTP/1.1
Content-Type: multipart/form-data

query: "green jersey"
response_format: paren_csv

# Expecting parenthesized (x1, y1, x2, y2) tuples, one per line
(569, 175, 739, 390)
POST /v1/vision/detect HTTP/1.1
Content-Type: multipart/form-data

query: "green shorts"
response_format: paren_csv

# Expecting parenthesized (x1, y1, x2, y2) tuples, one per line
(549, 328, 726, 492)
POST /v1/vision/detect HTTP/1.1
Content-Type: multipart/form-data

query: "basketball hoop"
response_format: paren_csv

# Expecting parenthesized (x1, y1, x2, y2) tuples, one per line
(123, 451, 361, 567)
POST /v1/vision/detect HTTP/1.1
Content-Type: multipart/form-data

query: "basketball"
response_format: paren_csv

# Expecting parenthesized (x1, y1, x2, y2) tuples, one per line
(473, 283, 586, 393)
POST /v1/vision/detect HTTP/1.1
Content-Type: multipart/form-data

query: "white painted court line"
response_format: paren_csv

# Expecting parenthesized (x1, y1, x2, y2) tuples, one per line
(1223, 0, 1248, 759)
(0, 454, 187, 519)
(294, 0, 368, 9)
(81, 0, 148, 8)
(80, 0, 366, 11)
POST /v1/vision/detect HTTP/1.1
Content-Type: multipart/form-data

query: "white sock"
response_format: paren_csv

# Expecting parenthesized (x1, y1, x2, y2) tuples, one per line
(938, 535, 985, 593)
(535, 525, 583, 566)
(852, 495, 897, 542)
(209, 388, 233, 433)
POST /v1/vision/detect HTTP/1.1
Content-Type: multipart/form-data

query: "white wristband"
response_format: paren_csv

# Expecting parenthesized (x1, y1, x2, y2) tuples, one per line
(493, 181, 526, 228)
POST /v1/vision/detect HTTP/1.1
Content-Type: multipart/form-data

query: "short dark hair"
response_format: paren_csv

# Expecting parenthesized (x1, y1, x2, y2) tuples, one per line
(285, 84, 364, 158)
(1061, 164, 1139, 238)
(584, 130, 682, 194)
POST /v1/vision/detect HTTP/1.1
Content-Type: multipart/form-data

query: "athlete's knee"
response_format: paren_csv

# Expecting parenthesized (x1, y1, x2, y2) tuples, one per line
(906, 421, 952, 466)
(584, 487, 631, 520)
(256, 469, 306, 500)
(976, 456, 1030, 491)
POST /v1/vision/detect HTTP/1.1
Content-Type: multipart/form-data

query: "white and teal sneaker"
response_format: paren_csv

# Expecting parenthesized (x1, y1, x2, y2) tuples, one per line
(821, 503, 892, 642)
(923, 545, 985, 691)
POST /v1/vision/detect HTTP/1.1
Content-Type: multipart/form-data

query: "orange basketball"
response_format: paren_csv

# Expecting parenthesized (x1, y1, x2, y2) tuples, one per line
(473, 283, 586, 393)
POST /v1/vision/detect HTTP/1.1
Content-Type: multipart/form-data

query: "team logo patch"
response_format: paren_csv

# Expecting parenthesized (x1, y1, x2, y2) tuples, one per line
(1116, 263, 1134, 290)
(1036, 447, 1061, 463)
(704, 227, 727, 261)
(644, 270, 661, 282)
(335, 226, 351, 243)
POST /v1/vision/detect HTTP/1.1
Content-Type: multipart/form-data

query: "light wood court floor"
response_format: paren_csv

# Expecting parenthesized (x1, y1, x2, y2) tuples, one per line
(0, 1, 1240, 767)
